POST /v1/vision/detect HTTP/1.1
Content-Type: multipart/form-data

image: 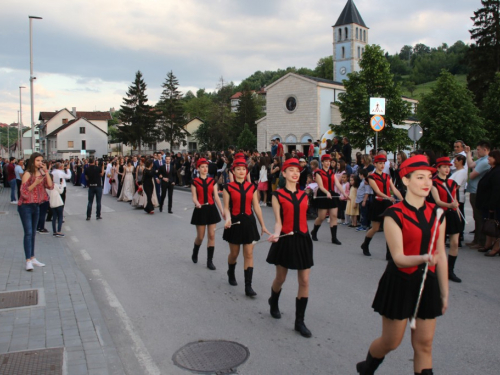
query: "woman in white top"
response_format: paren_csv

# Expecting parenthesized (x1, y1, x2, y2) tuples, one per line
(103, 161, 112, 194)
(257, 157, 269, 206)
(450, 154, 467, 247)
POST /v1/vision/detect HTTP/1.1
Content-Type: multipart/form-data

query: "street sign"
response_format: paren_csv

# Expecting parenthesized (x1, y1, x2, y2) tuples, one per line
(370, 98, 386, 115)
(81, 150, 86, 155)
(370, 115, 385, 132)
(408, 124, 423, 141)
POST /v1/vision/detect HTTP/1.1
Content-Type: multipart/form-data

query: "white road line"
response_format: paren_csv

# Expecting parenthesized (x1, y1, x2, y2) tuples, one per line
(91, 269, 161, 375)
(171, 214, 183, 219)
(71, 236, 79, 243)
(80, 249, 92, 261)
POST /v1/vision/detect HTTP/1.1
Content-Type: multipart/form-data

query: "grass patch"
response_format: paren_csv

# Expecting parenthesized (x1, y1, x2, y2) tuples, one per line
(402, 75, 467, 99)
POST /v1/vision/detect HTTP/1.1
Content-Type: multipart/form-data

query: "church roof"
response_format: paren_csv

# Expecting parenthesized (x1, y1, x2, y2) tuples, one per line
(334, 0, 367, 28)
(301, 75, 344, 86)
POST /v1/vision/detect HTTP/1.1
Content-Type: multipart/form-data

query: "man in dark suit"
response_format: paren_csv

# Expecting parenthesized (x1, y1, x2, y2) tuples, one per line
(158, 155, 176, 213)
(153, 152, 163, 201)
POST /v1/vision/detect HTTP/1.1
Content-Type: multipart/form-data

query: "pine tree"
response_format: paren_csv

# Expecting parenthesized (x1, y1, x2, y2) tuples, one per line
(467, 0, 500, 106)
(234, 82, 258, 136)
(335, 45, 412, 152)
(119, 71, 158, 154)
(418, 70, 485, 154)
(157, 71, 186, 151)
(482, 72, 500, 147)
(237, 124, 257, 150)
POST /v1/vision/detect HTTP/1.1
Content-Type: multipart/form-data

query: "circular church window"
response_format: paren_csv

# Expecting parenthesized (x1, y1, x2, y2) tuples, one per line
(285, 96, 297, 112)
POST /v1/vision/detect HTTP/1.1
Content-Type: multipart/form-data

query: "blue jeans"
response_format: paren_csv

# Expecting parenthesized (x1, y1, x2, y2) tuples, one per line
(9, 179, 16, 202)
(87, 186, 102, 218)
(52, 206, 64, 233)
(37, 201, 50, 230)
(360, 202, 370, 228)
(18, 203, 39, 259)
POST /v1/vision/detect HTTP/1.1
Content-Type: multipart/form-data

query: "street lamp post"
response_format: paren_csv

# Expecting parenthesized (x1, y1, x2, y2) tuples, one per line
(29, 15, 42, 155)
(19, 86, 26, 157)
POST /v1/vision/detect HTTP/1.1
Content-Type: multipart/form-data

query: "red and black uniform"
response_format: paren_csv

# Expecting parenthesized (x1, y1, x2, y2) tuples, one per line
(314, 168, 339, 209)
(190, 177, 221, 226)
(223, 181, 260, 244)
(433, 176, 461, 235)
(368, 172, 392, 222)
(266, 188, 313, 269)
(371, 200, 445, 320)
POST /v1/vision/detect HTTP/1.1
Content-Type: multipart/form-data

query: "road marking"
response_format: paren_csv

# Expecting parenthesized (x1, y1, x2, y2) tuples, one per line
(80, 249, 92, 261)
(71, 236, 79, 243)
(171, 214, 183, 219)
(91, 269, 161, 375)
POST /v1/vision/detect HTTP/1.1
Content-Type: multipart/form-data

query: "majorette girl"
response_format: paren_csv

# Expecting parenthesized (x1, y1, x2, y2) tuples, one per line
(266, 158, 314, 338)
(223, 157, 270, 297)
(356, 155, 448, 375)
(190, 158, 225, 270)
(310, 154, 349, 245)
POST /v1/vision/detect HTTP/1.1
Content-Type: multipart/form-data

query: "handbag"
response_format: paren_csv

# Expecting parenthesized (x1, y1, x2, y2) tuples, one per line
(482, 219, 500, 238)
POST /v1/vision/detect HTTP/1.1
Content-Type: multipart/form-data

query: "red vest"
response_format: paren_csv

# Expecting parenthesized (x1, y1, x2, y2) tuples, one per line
(192, 177, 216, 205)
(368, 172, 391, 201)
(317, 168, 336, 192)
(385, 201, 443, 274)
(274, 188, 309, 235)
(432, 176, 458, 211)
(225, 181, 256, 216)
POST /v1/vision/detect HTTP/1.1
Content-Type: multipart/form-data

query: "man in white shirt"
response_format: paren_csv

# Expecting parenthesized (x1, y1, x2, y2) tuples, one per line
(51, 162, 72, 205)
(451, 140, 468, 173)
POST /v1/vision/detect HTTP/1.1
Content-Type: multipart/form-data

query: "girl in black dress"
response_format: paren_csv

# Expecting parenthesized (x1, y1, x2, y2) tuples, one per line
(190, 158, 225, 270)
(356, 155, 449, 375)
(267, 158, 314, 338)
(142, 159, 155, 215)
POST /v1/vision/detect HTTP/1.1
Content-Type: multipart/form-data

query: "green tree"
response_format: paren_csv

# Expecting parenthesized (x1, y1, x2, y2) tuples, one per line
(482, 72, 500, 147)
(234, 82, 259, 135)
(157, 71, 186, 150)
(314, 56, 333, 80)
(405, 81, 417, 97)
(237, 124, 257, 150)
(467, 0, 500, 106)
(335, 45, 412, 152)
(418, 70, 485, 154)
(183, 95, 215, 122)
(118, 71, 158, 154)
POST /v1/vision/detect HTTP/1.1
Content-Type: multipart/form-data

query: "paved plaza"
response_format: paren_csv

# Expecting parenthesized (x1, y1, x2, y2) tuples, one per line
(1, 185, 499, 374)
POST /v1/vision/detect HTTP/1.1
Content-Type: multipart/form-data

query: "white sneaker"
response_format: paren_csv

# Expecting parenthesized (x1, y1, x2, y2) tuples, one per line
(26, 260, 34, 271)
(31, 258, 45, 267)
(11, 201, 18, 205)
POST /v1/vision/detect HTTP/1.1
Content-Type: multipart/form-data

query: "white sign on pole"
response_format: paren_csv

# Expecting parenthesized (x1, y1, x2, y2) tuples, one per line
(81, 150, 86, 155)
(369, 98, 386, 115)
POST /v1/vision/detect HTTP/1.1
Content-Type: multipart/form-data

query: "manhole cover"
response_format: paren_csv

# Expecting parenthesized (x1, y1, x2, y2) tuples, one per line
(173, 340, 249, 373)
(0, 290, 38, 309)
(0, 347, 64, 375)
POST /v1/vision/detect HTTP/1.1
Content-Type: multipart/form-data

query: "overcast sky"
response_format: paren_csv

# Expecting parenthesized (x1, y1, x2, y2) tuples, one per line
(0, 0, 476, 125)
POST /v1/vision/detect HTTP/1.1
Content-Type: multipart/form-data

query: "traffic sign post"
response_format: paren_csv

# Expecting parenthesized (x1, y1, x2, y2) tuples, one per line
(370, 115, 385, 152)
(370, 98, 386, 115)
(407, 124, 423, 150)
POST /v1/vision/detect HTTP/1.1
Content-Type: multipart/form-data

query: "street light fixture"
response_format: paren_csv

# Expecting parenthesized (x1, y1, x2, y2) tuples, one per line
(19, 86, 26, 157)
(29, 15, 42, 155)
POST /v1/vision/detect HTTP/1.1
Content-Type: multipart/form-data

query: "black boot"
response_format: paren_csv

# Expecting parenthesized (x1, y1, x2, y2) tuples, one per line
(415, 370, 434, 375)
(207, 247, 216, 270)
(268, 288, 281, 319)
(192, 243, 200, 263)
(227, 262, 237, 286)
(311, 224, 321, 241)
(330, 226, 341, 245)
(361, 236, 372, 256)
(356, 351, 384, 375)
(448, 255, 462, 283)
(294, 297, 312, 338)
(244, 267, 257, 297)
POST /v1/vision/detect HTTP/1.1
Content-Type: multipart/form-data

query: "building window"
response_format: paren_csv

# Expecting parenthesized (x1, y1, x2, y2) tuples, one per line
(35, 139, 39, 144)
(356, 27, 358, 39)
(338, 28, 342, 41)
(35, 131, 39, 135)
(285, 96, 297, 112)
(363, 30, 366, 42)
(358, 46, 361, 58)
(80, 127, 86, 134)
(68, 141, 74, 148)
(342, 47, 345, 59)
(82, 140, 86, 150)
(345, 27, 348, 39)
(55, 140, 57, 148)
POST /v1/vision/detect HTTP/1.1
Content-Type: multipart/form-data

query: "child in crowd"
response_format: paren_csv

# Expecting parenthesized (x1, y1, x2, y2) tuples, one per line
(338, 173, 350, 225)
(305, 174, 318, 219)
(356, 169, 373, 232)
(346, 174, 360, 228)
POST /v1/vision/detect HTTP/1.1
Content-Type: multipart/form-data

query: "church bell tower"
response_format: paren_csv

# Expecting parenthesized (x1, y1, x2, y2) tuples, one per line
(332, 0, 369, 82)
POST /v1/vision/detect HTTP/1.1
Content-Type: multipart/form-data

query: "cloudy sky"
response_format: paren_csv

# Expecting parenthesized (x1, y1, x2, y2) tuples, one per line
(1, 0, 476, 125)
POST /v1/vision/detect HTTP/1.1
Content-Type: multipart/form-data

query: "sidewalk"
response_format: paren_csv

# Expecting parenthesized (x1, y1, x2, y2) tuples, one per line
(0, 187, 124, 375)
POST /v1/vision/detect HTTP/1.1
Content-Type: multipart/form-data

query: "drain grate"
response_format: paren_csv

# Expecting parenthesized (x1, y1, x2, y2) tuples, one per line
(0, 290, 38, 309)
(0, 348, 64, 375)
(173, 340, 249, 373)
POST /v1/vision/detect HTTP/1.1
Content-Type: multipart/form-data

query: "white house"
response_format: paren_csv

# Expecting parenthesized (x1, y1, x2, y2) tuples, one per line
(21, 128, 41, 156)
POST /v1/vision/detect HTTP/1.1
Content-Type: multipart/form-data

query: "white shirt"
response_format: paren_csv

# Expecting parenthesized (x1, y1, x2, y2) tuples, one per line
(52, 168, 72, 188)
(451, 151, 467, 173)
(383, 161, 391, 175)
(450, 168, 467, 203)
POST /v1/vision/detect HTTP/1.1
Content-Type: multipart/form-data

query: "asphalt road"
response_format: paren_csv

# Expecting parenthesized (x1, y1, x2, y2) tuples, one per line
(61, 184, 500, 375)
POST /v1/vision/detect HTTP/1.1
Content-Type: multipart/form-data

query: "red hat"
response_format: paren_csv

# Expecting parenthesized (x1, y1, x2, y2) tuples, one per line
(436, 157, 452, 168)
(374, 155, 387, 163)
(231, 157, 247, 170)
(321, 154, 331, 162)
(399, 155, 436, 178)
(282, 158, 302, 172)
(196, 158, 209, 168)
(234, 152, 245, 159)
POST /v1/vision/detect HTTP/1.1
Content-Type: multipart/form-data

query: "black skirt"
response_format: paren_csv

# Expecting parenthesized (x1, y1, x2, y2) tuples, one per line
(313, 191, 339, 209)
(266, 233, 313, 270)
(191, 204, 221, 226)
(223, 214, 260, 244)
(445, 209, 461, 235)
(370, 199, 392, 222)
(372, 262, 443, 320)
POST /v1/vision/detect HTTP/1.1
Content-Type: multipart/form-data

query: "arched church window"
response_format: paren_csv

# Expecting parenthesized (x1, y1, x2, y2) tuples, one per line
(345, 27, 348, 40)
(338, 28, 342, 41)
(356, 28, 358, 39)
(363, 30, 366, 42)
(342, 47, 345, 59)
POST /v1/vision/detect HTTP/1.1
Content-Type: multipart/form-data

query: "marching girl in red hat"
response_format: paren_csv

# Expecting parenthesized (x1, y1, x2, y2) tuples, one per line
(310, 154, 350, 245)
(431, 157, 462, 283)
(360, 154, 404, 256)
(223, 157, 270, 296)
(190, 158, 225, 270)
(267, 158, 314, 338)
(227, 153, 251, 183)
(356, 155, 448, 375)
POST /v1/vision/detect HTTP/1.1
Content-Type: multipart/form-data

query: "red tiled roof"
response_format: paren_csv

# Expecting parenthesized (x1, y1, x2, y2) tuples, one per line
(39, 110, 111, 121)
(230, 92, 243, 99)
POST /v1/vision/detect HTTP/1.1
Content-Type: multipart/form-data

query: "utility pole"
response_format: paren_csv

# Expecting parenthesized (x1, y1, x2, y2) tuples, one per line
(29, 15, 42, 154)
(19, 86, 26, 157)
